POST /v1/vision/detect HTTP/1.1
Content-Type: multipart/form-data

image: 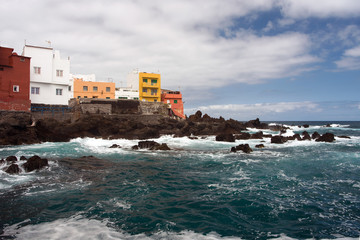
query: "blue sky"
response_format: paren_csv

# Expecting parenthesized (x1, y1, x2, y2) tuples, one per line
(1, 0, 359, 120)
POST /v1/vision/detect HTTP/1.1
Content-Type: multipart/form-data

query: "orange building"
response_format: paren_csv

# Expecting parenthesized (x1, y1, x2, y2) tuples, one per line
(0, 46, 31, 111)
(73, 78, 115, 99)
(161, 89, 185, 119)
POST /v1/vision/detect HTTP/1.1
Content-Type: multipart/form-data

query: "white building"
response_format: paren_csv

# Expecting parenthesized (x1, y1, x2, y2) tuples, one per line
(115, 87, 139, 100)
(22, 45, 71, 105)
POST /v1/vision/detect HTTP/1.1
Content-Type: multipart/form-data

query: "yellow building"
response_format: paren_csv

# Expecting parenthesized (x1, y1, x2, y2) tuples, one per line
(73, 78, 115, 99)
(127, 71, 161, 102)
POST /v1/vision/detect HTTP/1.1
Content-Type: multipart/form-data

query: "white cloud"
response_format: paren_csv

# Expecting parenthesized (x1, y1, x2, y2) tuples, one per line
(185, 101, 321, 119)
(0, 0, 319, 92)
(277, 0, 360, 19)
(336, 45, 360, 70)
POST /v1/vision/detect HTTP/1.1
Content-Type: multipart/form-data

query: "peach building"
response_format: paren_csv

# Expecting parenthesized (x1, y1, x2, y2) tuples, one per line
(73, 78, 115, 99)
(161, 89, 185, 119)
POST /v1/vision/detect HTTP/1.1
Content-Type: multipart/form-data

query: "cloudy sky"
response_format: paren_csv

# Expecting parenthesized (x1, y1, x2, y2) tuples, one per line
(1, 0, 360, 120)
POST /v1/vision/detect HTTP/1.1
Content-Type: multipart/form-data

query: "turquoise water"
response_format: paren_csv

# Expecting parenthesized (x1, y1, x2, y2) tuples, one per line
(0, 122, 359, 239)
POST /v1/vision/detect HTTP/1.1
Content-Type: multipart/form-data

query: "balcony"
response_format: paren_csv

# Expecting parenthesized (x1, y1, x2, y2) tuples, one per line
(142, 92, 160, 98)
(142, 82, 159, 88)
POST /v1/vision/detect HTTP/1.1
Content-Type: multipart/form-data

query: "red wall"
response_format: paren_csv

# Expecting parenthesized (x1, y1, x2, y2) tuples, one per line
(0, 47, 31, 112)
(161, 91, 185, 119)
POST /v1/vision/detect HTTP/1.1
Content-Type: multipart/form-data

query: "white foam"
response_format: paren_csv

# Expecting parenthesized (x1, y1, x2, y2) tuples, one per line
(1, 215, 244, 240)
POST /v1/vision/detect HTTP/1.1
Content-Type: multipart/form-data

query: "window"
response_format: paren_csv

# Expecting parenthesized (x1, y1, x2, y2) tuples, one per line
(154, 99, 157, 102)
(92, 96, 98, 98)
(77, 96, 81, 99)
(151, 79, 157, 85)
(106, 87, 110, 92)
(134, 97, 139, 100)
(56, 89, 63, 95)
(56, 70, 63, 77)
(83, 86, 88, 91)
(20, 58, 25, 62)
(143, 79, 148, 83)
(31, 87, 40, 95)
(118, 97, 127, 99)
(84, 96, 87, 98)
(143, 88, 147, 93)
(93, 86, 98, 92)
(174, 100, 178, 104)
(68, 86, 71, 91)
(151, 89, 157, 96)
(34, 67, 41, 74)
(167, 100, 170, 104)
(106, 97, 110, 99)
(13, 85, 19, 92)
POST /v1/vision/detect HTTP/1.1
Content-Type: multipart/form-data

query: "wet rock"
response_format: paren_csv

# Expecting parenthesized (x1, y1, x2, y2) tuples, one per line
(5, 163, 21, 174)
(20, 156, 27, 160)
(271, 136, 287, 144)
(312, 132, 320, 139)
(154, 143, 171, 150)
(231, 144, 253, 153)
(215, 133, 235, 142)
(255, 144, 265, 148)
(138, 140, 160, 149)
(302, 131, 311, 141)
(188, 136, 198, 140)
(131, 145, 139, 150)
(303, 124, 309, 128)
(293, 134, 302, 141)
(235, 132, 251, 140)
(22, 155, 49, 172)
(316, 133, 335, 142)
(0, 159, 4, 165)
(5, 156, 17, 163)
(109, 144, 121, 148)
(338, 135, 351, 139)
(250, 131, 263, 139)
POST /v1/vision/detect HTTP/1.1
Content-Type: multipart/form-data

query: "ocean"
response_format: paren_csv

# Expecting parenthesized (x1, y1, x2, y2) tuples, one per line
(0, 121, 359, 240)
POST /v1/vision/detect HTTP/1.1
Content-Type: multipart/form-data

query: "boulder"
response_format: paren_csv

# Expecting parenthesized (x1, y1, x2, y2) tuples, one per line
(235, 132, 251, 140)
(255, 144, 265, 148)
(138, 140, 160, 149)
(338, 135, 351, 139)
(20, 156, 27, 160)
(316, 133, 335, 142)
(5, 164, 21, 174)
(311, 132, 320, 139)
(231, 144, 253, 153)
(109, 144, 121, 148)
(271, 136, 287, 144)
(250, 131, 263, 139)
(302, 131, 311, 141)
(154, 143, 171, 150)
(131, 145, 139, 150)
(303, 124, 309, 128)
(22, 155, 49, 172)
(215, 133, 235, 142)
(6, 156, 17, 163)
(0, 159, 4, 165)
(293, 134, 302, 141)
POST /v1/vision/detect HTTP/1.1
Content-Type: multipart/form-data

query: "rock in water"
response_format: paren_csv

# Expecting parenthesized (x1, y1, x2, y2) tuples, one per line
(215, 133, 235, 142)
(302, 131, 311, 141)
(138, 140, 160, 149)
(231, 144, 253, 153)
(154, 143, 171, 150)
(109, 144, 121, 148)
(316, 133, 335, 142)
(271, 136, 287, 144)
(5, 156, 17, 163)
(22, 155, 49, 172)
(5, 164, 21, 174)
(312, 132, 320, 139)
(255, 144, 265, 148)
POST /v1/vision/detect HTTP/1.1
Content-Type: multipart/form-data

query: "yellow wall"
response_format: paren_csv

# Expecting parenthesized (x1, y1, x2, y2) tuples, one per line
(138, 72, 161, 102)
(74, 78, 115, 99)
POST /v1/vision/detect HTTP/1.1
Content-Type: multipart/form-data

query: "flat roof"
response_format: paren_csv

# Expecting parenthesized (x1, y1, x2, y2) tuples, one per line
(25, 44, 53, 50)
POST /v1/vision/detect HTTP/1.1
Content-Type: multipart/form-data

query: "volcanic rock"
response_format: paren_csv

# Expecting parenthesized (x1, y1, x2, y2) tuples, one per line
(250, 131, 264, 139)
(231, 144, 253, 153)
(20, 156, 27, 160)
(338, 135, 351, 139)
(235, 132, 251, 140)
(154, 143, 171, 150)
(215, 133, 235, 142)
(293, 134, 302, 141)
(271, 136, 287, 144)
(131, 145, 139, 150)
(109, 144, 121, 148)
(5, 164, 21, 174)
(22, 155, 49, 172)
(316, 133, 335, 142)
(302, 131, 311, 141)
(312, 132, 320, 139)
(5, 156, 17, 163)
(255, 144, 265, 148)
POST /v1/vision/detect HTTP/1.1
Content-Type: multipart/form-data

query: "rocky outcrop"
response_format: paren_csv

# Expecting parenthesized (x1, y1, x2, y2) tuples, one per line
(216, 133, 235, 142)
(302, 131, 311, 141)
(255, 144, 265, 148)
(5, 163, 21, 174)
(22, 155, 49, 172)
(312, 132, 320, 139)
(231, 144, 253, 153)
(134, 140, 171, 150)
(109, 144, 121, 148)
(6, 156, 17, 163)
(271, 136, 287, 144)
(316, 133, 335, 142)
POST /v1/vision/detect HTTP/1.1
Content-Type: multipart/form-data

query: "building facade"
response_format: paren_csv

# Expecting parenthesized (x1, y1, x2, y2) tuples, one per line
(22, 45, 71, 105)
(73, 78, 115, 99)
(115, 87, 139, 100)
(0, 46, 31, 111)
(127, 70, 161, 102)
(161, 89, 185, 119)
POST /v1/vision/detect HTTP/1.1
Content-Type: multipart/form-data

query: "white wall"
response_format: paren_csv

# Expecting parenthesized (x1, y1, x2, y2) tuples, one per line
(126, 70, 139, 90)
(23, 45, 71, 105)
(115, 88, 139, 99)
